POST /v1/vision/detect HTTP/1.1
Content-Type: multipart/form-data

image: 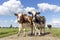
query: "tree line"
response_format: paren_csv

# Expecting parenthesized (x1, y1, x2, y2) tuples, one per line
(0, 24, 18, 28)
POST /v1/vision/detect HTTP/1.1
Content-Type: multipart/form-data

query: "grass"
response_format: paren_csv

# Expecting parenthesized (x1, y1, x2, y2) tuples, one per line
(0, 28, 18, 38)
(51, 28, 60, 38)
(0, 27, 31, 38)
(0, 27, 60, 38)
(46, 28, 60, 38)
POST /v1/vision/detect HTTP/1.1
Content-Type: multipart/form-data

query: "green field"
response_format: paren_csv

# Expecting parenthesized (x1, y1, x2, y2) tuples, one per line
(45, 28, 60, 38)
(0, 28, 18, 38)
(0, 28, 60, 38)
(51, 28, 60, 38)
(0, 27, 31, 38)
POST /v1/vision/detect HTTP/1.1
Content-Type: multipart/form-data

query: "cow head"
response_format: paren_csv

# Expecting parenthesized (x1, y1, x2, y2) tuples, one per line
(28, 10, 40, 22)
(14, 13, 27, 23)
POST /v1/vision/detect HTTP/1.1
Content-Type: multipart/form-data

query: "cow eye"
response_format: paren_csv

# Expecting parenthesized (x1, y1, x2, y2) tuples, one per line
(28, 12, 32, 14)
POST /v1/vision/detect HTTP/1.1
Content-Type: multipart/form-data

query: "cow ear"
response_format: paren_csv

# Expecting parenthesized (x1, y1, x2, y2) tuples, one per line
(14, 13, 18, 16)
(37, 12, 40, 14)
(28, 12, 32, 14)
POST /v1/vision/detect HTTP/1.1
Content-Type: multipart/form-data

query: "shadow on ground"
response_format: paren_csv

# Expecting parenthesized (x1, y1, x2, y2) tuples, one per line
(27, 32, 50, 37)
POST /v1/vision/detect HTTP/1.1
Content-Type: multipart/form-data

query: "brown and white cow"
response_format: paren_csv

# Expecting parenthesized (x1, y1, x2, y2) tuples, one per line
(28, 10, 46, 35)
(14, 13, 33, 36)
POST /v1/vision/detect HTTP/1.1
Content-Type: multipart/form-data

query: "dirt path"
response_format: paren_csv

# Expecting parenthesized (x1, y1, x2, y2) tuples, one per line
(0, 32, 60, 40)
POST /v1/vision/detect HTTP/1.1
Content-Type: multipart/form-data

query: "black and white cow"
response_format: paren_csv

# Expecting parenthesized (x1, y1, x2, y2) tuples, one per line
(28, 10, 46, 35)
(47, 24, 52, 32)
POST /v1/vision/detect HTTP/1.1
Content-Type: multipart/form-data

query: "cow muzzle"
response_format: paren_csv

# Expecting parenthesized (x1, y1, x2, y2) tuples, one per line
(32, 17, 36, 22)
(18, 20, 20, 23)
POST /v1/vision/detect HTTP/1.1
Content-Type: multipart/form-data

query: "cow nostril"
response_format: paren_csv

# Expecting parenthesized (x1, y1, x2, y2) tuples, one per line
(18, 21, 20, 22)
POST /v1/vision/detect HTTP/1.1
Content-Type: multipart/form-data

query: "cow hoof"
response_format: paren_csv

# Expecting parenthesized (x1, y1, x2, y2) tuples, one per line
(31, 33, 34, 35)
(17, 34, 20, 37)
(38, 34, 41, 36)
(17, 35, 19, 37)
(23, 35, 26, 37)
(34, 34, 37, 36)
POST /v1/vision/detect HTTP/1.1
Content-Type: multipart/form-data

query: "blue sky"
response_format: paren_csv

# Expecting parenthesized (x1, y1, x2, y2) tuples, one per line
(0, 0, 60, 27)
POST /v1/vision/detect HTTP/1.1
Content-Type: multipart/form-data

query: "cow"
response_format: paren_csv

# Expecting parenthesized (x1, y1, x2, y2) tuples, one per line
(14, 12, 33, 36)
(47, 24, 52, 29)
(47, 24, 52, 32)
(28, 10, 46, 36)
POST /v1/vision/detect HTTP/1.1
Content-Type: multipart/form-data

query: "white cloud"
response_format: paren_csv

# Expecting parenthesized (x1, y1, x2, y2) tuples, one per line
(46, 18, 60, 27)
(0, 6, 10, 15)
(0, 0, 37, 15)
(4, 20, 8, 23)
(52, 19, 60, 23)
(0, 0, 23, 15)
(9, 19, 17, 23)
(0, 19, 17, 23)
(24, 7, 36, 12)
(10, 19, 14, 22)
(52, 19, 60, 27)
(0, 19, 18, 27)
(37, 3, 60, 12)
(14, 19, 17, 23)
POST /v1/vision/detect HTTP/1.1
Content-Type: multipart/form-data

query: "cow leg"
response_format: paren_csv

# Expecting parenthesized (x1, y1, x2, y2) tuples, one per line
(17, 23, 22, 36)
(43, 25, 45, 34)
(37, 25, 40, 36)
(23, 28, 26, 37)
(43, 27, 45, 34)
(35, 26, 37, 36)
(33, 23, 37, 36)
(38, 29, 40, 36)
(31, 24, 34, 35)
(40, 27, 42, 34)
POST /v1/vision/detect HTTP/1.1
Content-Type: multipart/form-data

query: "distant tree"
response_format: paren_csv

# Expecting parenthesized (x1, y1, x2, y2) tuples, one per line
(0, 26, 1, 28)
(15, 27, 18, 28)
(9, 24, 13, 28)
